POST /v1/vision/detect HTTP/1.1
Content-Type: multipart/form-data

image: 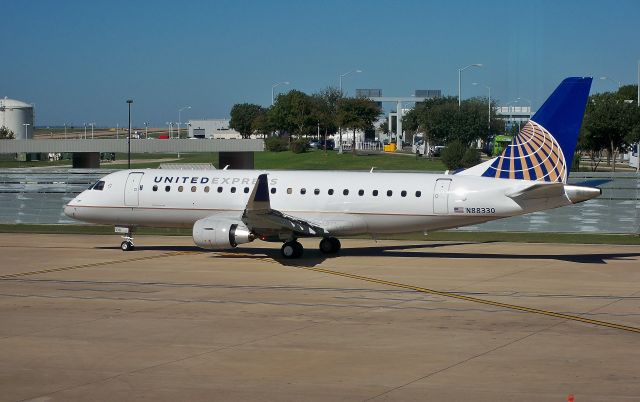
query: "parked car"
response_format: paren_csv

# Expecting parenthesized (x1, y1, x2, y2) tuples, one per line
(432, 145, 445, 157)
(308, 139, 320, 149)
(319, 139, 335, 150)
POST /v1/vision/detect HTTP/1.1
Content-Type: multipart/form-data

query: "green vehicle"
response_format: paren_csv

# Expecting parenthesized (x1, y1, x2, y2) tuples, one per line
(491, 135, 513, 156)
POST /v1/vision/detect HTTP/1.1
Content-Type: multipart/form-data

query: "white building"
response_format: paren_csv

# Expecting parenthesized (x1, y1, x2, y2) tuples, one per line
(0, 97, 34, 139)
(187, 119, 242, 139)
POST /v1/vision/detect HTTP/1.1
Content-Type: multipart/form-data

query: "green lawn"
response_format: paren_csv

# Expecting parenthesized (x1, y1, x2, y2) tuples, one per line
(104, 150, 446, 171)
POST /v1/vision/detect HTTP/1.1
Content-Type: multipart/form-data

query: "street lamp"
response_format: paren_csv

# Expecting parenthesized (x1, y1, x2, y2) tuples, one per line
(339, 69, 362, 95)
(458, 63, 482, 107)
(271, 81, 290, 105)
(472, 82, 492, 132)
(167, 122, 174, 138)
(337, 69, 362, 153)
(177, 106, 191, 138)
(600, 76, 621, 90)
(127, 99, 133, 169)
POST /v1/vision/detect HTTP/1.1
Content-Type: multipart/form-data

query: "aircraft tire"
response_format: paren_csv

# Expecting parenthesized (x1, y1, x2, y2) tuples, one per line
(121, 241, 134, 251)
(281, 241, 299, 259)
(319, 238, 334, 254)
(293, 241, 304, 258)
(329, 237, 341, 253)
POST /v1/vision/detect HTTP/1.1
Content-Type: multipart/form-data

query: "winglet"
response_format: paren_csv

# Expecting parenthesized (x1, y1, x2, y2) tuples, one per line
(246, 173, 271, 212)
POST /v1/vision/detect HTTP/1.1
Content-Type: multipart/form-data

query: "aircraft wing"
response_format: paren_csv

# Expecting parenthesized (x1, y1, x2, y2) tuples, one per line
(242, 174, 330, 237)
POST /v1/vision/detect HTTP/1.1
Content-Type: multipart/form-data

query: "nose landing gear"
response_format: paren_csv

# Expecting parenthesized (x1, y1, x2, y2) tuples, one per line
(116, 226, 135, 251)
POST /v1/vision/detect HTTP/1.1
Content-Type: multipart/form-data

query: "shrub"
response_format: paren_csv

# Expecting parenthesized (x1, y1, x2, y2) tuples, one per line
(290, 138, 309, 154)
(461, 147, 481, 168)
(441, 140, 466, 170)
(265, 136, 288, 152)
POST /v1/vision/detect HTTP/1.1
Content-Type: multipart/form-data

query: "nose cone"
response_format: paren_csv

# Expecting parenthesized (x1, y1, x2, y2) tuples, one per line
(64, 204, 74, 218)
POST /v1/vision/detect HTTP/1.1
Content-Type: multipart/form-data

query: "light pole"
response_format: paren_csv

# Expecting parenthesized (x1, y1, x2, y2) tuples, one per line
(167, 122, 173, 138)
(64, 123, 67, 139)
(177, 106, 191, 139)
(144, 122, 149, 139)
(22, 123, 30, 138)
(89, 122, 95, 139)
(339, 69, 362, 95)
(473, 82, 492, 145)
(337, 69, 362, 153)
(83, 123, 87, 139)
(127, 99, 133, 169)
(116, 123, 119, 139)
(271, 81, 290, 105)
(458, 63, 482, 108)
(600, 76, 621, 90)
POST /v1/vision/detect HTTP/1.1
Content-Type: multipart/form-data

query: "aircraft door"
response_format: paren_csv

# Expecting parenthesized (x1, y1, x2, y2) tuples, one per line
(433, 179, 451, 214)
(124, 172, 144, 206)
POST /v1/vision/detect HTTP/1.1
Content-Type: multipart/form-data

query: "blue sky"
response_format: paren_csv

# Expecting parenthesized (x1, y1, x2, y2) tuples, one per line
(3, 0, 639, 127)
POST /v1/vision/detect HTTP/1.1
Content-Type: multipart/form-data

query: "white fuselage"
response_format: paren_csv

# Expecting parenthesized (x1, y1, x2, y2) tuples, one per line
(64, 169, 574, 236)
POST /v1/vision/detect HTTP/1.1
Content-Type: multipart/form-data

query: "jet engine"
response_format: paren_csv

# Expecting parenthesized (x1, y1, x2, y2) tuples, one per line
(192, 218, 255, 250)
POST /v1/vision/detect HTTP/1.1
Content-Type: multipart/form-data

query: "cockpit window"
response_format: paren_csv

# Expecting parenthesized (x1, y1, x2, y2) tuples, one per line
(93, 181, 105, 191)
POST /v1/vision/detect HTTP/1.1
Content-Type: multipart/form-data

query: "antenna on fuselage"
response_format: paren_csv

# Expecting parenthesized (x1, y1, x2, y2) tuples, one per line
(223, 165, 229, 170)
(370, 167, 376, 173)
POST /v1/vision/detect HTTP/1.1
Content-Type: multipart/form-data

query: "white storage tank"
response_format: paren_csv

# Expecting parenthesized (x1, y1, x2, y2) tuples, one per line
(0, 97, 34, 139)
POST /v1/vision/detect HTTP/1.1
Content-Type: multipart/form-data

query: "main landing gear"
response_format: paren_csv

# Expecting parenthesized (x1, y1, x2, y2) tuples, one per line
(281, 240, 303, 258)
(280, 237, 342, 259)
(319, 237, 341, 255)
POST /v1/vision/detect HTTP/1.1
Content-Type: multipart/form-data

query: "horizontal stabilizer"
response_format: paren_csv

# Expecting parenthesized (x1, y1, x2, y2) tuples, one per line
(506, 182, 565, 200)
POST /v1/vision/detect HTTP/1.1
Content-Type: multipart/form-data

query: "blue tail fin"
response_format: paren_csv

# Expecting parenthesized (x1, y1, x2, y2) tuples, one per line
(479, 77, 592, 183)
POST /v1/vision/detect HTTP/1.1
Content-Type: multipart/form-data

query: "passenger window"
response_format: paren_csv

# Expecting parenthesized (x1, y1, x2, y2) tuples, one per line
(301, 188, 306, 195)
(415, 191, 421, 197)
(270, 188, 277, 194)
(372, 190, 378, 196)
(401, 190, 407, 197)
(231, 187, 236, 193)
(93, 181, 105, 191)
(152, 185, 158, 192)
(343, 189, 349, 196)
(217, 186, 223, 193)
(204, 186, 210, 193)
(314, 189, 320, 195)
(178, 186, 184, 192)
(387, 190, 393, 197)
(328, 189, 334, 195)
(191, 186, 197, 192)
(165, 186, 171, 192)
(244, 187, 249, 193)
(287, 188, 292, 194)
(358, 189, 364, 196)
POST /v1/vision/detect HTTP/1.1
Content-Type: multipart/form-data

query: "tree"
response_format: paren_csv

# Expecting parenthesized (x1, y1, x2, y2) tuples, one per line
(311, 87, 342, 149)
(580, 91, 640, 171)
(269, 90, 315, 138)
(337, 97, 381, 154)
(229, 103, 265, 139)
(0, 126, 14, 139)
(406, 97, 499, 149)
(441, 140, 466, 170)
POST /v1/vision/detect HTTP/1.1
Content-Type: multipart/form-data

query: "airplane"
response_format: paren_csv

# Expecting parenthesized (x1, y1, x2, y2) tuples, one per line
(64, 77, 601, 258)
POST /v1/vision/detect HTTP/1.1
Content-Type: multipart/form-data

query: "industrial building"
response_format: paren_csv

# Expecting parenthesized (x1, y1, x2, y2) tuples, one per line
(0, 97, 34, 139)
(187, 119, 242, 139)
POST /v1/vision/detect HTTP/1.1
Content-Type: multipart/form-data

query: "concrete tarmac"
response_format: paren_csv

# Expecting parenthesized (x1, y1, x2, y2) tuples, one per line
(1, 233, 639, 402)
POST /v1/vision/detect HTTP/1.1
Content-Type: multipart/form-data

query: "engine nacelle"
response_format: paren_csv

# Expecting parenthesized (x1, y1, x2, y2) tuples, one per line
(192, 218, 254, 250)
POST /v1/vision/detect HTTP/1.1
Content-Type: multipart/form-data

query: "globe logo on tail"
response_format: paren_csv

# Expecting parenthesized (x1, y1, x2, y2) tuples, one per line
(482, 120, 567, 183)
